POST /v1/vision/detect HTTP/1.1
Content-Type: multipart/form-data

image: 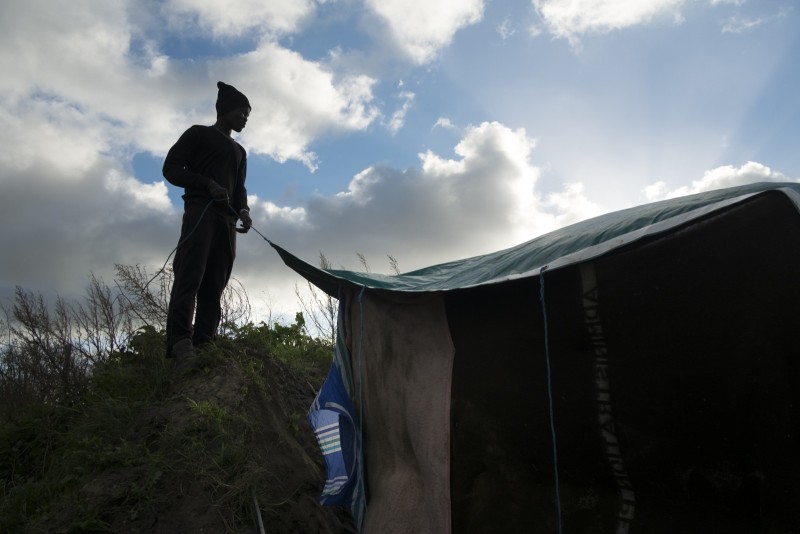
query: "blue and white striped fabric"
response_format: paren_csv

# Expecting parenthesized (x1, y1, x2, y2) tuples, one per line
(308, 354, 358, 508)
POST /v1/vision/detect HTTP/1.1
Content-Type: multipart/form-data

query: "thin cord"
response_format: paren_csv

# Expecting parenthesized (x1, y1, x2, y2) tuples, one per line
(144, 197, 269, 293)
(143, 197, 222, 291)
(539, 267, 563, 534)
(139, 197, 265, 344)
(226, 203, 272, 243)
(244, 223, 271, 243)
(356, 286, 368, 529)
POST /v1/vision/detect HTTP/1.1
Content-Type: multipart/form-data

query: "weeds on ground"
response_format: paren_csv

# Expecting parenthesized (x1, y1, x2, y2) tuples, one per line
(1, 318, 334, 533)
(227, 312, 333, 377)
(0, 326, 170, 532)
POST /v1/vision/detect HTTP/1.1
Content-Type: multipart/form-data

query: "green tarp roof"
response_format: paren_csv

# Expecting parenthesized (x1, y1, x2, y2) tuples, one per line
(271, 182, 800, 296)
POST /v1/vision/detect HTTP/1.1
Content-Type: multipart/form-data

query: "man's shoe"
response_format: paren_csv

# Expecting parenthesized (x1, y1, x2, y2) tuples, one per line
(170, 338, 195, 359)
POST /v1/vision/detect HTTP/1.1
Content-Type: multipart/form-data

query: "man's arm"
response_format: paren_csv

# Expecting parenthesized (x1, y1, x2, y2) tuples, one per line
(236, 159, 251, 230)
(233, 151, 248, 213)
(162, 126, 214, 190)
(234, 152, 251, 231)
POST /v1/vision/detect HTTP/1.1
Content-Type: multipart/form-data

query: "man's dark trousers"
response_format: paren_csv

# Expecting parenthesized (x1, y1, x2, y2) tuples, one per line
(166, 205, 235, 352)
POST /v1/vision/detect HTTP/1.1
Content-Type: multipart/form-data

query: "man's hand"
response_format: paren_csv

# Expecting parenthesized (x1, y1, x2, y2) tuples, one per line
(238, 209, 252, 233)
(208, 181, 228, 201)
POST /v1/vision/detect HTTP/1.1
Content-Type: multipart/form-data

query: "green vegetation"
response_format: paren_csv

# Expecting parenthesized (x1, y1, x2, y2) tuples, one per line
(0, 267, 351, 533)
(226, 313, 332, 376)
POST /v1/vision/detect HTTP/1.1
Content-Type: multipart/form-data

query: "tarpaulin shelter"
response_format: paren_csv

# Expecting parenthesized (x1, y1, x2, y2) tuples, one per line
(275, 182, 800, 533)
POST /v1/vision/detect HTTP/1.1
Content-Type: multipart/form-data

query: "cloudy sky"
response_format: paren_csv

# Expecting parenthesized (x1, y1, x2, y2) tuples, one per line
(1, 0, 798, 322)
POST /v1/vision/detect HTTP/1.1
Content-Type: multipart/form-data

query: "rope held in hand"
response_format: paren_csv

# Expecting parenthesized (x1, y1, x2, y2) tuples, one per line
(144, 197, 270, 293)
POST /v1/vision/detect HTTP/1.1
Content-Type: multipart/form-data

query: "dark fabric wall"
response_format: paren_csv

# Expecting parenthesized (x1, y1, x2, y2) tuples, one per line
(447, 191, 800, 533)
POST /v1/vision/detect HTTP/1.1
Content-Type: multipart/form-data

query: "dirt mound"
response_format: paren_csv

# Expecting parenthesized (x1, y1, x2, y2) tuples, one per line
(34, 349, 354, 534)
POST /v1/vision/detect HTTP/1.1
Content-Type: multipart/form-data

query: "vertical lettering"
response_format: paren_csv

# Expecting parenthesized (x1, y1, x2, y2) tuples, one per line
(580, 262, 635, 530)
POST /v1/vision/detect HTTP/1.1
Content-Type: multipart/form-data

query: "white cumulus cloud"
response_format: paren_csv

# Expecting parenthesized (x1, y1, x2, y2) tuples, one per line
(164, 0, 317, 37)
(240, 121, 603, 278)
(532, 0, 686, 44)
(365, 0, 485, 64)
(385, 91, 416, 134)
(0, 0, 382, 310)
(643, 161, 797, 201)
(225, 42, 381, 170)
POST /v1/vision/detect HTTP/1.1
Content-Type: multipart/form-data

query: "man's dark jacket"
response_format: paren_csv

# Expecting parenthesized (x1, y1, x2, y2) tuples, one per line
(163, 124, 249, 217)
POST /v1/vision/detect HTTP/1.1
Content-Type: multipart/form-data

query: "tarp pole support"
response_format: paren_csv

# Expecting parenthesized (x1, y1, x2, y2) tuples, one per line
(539, 266, 563, 534)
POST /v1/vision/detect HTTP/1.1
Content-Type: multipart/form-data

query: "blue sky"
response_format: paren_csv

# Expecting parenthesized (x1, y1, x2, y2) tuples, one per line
(1, 0, 798, 320)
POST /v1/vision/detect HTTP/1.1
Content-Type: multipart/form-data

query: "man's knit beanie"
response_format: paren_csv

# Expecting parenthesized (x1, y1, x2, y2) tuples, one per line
(216, 81, 251, 115)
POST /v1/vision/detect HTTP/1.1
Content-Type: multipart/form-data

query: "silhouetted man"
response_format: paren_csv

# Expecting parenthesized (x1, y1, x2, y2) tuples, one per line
(163, 81, 253, 358)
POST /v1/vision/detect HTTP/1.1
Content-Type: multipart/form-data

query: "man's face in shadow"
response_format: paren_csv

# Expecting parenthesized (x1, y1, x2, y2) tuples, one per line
(220, 107, 250, 133)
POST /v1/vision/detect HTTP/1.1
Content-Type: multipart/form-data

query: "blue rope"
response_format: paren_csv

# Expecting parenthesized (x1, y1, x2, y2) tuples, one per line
(356, 285, 368, 531)
(539, 267, 563, 534)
